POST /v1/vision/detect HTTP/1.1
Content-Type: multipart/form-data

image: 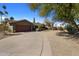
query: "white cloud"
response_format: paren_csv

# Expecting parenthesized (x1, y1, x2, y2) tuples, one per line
(15, 17, 33, 22)
(2, 16, 6, 20)
(0, 16, 5, 21)
(0, 16, 6, 24)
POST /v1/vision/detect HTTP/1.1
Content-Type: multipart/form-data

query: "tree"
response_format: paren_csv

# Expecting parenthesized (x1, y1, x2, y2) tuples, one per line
(2, 5, 8, 17)
(4, 18, 9, 22)
(33, 18, 35, 24)
(65, 24, 77, 34)
(44, 18, 51, 27)
(5, 11, 8, 15)
(0, 11, 4, 24)
(1, 5, 9, 33)
(2, 5, 6, 9)
(10, 16, 14, 20)
(29, 3, 79, 31)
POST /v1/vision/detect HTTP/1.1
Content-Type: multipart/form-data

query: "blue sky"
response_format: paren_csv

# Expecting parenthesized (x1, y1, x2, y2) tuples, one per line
(1, 3, 78, 27)
(0, 3, 48, 23)
(0, 3, 63, 27)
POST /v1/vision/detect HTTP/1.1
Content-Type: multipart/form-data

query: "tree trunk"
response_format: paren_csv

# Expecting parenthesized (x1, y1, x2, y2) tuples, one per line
(1, 15, 2, 24)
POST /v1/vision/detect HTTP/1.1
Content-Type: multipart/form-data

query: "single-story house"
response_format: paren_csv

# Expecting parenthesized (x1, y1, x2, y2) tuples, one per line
(6, 19, 35, 32)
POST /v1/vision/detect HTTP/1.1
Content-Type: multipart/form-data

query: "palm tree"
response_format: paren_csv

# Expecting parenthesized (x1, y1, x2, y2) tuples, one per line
(2, 5, 6, 9)
(5, 11, 8, 15)
(2, 5, 8, 34)
(0, 11, 4, 24)
(2, 5, 8, 17)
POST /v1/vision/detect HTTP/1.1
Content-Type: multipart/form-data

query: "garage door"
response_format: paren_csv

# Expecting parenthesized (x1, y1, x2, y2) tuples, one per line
(15, 25, 31, 32)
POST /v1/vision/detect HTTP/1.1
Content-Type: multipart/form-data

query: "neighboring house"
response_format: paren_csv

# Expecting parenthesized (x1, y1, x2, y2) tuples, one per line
(6, 19, 35, 32)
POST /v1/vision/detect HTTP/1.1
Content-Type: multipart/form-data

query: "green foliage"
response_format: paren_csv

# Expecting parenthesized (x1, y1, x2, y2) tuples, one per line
(39, 4, 53, 16)
(37, 24, 46, 31)
(4, 18, 9, 22)
(58, 27, 63, 31)
(38, 24, 44, 30)
(29, 3, 79, 30)
(10, 16, 14, 20)
(0, 5, 10, 33)
(0, 11, 4, 24)
(5, 11, 8, 15)
(30, 3, 40, 11)
(53, 27, 57, 30)
(0, 11, 4, 15)
(2, 5, 6, 9)
(44, 18, 51, 27)
(5, 26, 11, 32)
(0, 5, 8, 21)
(65, 24, 77, 34)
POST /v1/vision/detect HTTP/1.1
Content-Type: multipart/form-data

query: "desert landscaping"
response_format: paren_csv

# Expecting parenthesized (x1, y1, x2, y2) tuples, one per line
(0, 3, 79, 56)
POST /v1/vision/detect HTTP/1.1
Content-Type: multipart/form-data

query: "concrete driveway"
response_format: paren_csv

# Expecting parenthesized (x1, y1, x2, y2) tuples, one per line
(1, 30, 79, 56)
(0, 31, 52, 56)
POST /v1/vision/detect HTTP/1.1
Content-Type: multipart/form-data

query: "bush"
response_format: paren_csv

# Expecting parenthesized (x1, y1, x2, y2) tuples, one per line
(53, 27, 57, 30)
(58, 27, 63, 31)
(37, 24, 47, 31)
(65, 24, 77, 34)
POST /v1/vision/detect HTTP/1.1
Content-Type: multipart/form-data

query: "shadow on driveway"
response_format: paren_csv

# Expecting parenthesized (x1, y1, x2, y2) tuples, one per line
(56, 31, 79, 40)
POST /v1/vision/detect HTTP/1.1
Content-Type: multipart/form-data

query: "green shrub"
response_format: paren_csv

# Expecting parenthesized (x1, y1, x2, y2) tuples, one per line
(5, 26, 12, 32)
(37, 24, 47, 31)
(65, 24, 77, 34)
(58, 27, 63, 31)
(53, 27, 57, 30)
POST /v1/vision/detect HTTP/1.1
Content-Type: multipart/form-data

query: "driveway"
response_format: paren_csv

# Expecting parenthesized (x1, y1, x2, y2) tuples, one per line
(0, 31, 52, 56)
(1, 30, 79, 56)
(47, 30, 79, 56)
